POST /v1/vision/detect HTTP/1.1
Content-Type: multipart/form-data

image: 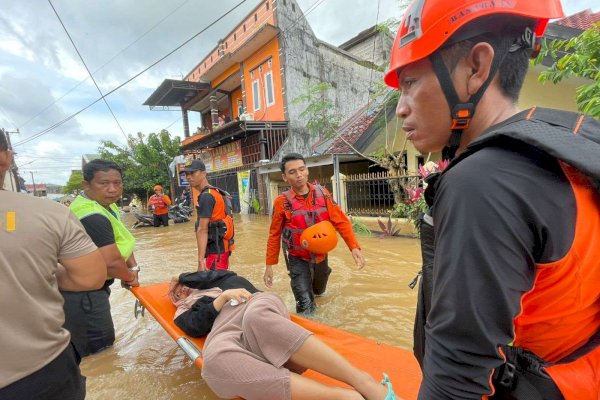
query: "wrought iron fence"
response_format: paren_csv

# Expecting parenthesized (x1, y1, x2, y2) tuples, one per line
(345, 172, 421, 216)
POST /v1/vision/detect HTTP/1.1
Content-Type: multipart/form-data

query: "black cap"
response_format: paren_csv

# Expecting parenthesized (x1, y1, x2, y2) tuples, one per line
(181, 159, 206, 172)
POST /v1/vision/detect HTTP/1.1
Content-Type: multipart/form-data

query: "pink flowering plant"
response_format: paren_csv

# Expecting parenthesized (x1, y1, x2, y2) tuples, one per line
(391, 160, 449, 227)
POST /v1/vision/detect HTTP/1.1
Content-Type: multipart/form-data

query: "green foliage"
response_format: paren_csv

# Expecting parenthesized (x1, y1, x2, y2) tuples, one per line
(252, 196, 261, 213)
(98, 130, 181, 204)
(291, 81, 342, 139)
(63, 170, 84, 195)
(350, 216, 372, 236)
(533, 23, 600, 118)
(391, 194, 427, 227)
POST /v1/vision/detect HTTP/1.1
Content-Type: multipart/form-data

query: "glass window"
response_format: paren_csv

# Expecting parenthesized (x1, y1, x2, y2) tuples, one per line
(264, 72, 275, 107)
(252, 79, 261, 111)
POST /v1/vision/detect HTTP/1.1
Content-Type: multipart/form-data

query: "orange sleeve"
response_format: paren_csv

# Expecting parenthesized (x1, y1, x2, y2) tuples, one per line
(326, 195, 360, 251)
(163, 195, 172, 206)
(265, 195, 287, 266)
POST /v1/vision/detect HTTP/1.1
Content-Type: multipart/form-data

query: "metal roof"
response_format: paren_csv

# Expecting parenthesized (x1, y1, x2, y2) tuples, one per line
(142, 79, 211, 109)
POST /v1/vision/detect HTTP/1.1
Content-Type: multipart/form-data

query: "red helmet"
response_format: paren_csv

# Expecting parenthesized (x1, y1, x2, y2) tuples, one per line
(384, 0, 564, 88)
(300, 221, 338, 255)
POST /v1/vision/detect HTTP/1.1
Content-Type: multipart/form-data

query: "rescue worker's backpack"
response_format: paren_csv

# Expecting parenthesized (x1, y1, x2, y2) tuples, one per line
(202, 186, 235, 254)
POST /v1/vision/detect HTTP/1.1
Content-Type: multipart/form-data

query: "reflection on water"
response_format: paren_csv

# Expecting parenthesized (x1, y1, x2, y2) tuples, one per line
(82, 213, 422, 400)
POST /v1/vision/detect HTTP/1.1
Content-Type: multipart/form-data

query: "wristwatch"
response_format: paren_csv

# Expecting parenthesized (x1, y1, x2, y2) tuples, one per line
(128, 264, 141, 272)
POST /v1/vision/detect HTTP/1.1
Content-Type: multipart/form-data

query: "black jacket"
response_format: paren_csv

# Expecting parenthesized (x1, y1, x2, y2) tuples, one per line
(174, 270, 260, 337)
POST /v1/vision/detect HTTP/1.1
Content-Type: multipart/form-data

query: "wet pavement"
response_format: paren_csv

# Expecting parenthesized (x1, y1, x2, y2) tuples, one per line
(81, 213, 422, 399)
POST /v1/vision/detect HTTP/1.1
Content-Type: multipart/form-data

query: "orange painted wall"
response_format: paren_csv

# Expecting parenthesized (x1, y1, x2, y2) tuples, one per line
(186, 1, 276, 82)
(212, 64, 240, 88)
(243, 37, 284, 121)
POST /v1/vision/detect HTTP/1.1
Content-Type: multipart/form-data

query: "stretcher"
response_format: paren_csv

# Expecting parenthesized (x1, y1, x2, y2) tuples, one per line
(131, 283, 422, 399)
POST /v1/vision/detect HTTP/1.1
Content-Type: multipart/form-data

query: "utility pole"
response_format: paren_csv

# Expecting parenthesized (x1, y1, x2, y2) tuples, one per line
(30, 171, 37, 196)
(2, 128, 22, 192)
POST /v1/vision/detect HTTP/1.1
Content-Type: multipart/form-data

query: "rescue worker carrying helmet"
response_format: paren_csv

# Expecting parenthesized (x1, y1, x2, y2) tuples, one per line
(384, 1, 600, 399)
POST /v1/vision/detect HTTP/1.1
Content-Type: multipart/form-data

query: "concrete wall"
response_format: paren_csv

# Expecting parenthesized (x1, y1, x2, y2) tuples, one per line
(274, 0, 381, 159)
(342, 32, 393, 67)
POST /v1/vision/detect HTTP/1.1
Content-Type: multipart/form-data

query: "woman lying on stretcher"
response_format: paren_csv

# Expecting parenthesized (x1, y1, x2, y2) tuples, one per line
(168, 270, 399, 400)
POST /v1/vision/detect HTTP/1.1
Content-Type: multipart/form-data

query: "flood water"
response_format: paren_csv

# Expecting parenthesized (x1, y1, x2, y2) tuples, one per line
(81, 213, 422, 400)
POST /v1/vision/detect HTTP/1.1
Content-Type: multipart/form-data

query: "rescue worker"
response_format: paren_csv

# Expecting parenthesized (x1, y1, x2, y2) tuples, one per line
(149, 184, 172, 227)
(63, 159, 141, 357)
(182, 159, 234, 271)
(384, 0, 599, 398)
(264, 153, 366, 314)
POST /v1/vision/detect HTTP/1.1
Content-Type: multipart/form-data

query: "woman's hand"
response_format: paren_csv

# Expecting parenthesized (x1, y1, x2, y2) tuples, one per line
(213, 288, 252, 311)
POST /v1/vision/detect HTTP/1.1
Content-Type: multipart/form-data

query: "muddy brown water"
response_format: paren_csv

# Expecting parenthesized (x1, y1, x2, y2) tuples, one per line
(81, 213, 422, 399)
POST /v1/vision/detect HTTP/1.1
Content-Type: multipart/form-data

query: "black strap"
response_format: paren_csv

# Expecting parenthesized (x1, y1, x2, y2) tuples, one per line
(492, 346, 564, 400)
(430, 36, 513, 159)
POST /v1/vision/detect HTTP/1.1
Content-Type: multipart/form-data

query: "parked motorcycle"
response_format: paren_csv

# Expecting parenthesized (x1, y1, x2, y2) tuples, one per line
(131, 212, 154, 229)
(169, 202, 191, 224)
(131, 202, 192, 229)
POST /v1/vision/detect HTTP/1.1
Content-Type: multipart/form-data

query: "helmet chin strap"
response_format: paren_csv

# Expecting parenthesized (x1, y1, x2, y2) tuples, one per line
(429, 37, 513, 160)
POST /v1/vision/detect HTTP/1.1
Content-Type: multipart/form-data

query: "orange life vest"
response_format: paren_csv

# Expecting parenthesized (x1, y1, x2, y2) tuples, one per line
(281, 185, 330, 261)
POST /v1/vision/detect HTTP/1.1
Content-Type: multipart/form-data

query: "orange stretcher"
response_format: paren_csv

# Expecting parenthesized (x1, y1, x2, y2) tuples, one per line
(131, 283, 422, 399)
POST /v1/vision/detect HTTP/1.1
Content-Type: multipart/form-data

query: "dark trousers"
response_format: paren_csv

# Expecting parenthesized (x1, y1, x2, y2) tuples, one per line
(153, 213, 169, 227)
(61, 280, 115, 357)
(285, 255, 332, 314)
(0, 343, 85, 400)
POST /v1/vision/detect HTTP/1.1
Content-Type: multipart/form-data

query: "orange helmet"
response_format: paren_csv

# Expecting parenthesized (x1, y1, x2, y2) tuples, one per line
(300, 221, 338, 255)
(384, 0, 564, 88)
(153, 185, 162, 191)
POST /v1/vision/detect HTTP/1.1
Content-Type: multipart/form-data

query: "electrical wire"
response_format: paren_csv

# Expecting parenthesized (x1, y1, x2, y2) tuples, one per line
(48, 0, 129, 142)
(13, 0, 249, 147)
(17, 0, 193, 130)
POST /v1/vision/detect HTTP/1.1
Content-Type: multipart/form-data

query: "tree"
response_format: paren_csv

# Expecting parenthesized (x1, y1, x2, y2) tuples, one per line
(98, 130, 181, 205)
(63, 170, 84, 195)
(533, 23, 600, 118)
(291, 81, 342, 139)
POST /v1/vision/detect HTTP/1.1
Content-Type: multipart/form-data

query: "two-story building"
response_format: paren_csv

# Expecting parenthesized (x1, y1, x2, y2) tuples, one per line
(144, 0, 382, 213)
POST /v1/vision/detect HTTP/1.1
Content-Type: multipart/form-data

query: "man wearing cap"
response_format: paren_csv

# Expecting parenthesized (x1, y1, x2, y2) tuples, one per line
(384, 0, 599, 398)
(182, 159, 235, 271)
(149, 184, 172, 227)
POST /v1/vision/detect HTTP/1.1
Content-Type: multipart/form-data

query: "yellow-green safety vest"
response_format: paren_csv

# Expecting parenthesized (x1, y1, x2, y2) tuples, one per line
(70, 195, 135, 262)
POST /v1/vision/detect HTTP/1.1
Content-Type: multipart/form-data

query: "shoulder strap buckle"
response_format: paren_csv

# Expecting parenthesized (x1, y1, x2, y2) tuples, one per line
(494, 362, 517, 390)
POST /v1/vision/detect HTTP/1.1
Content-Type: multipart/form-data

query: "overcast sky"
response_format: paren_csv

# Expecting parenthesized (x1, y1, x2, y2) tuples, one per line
(0, 0, 595, 185)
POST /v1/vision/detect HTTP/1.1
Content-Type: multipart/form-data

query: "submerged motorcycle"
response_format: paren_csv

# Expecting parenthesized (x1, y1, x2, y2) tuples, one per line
(131, 202, 192, 229)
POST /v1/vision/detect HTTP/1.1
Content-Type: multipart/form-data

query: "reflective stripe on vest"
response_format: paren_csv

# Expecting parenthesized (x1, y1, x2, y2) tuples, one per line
(281, 185, 330, 261)
(70, 195, 135, 260)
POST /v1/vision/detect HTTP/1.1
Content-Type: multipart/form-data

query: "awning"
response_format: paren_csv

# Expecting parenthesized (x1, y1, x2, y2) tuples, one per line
(143, 79, 211, 109)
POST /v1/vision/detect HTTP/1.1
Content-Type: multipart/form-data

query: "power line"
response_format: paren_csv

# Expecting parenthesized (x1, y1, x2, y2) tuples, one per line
(13, 0, 249, 147)
(48, 0, 129, 142)
(18, 0, 193, 130)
